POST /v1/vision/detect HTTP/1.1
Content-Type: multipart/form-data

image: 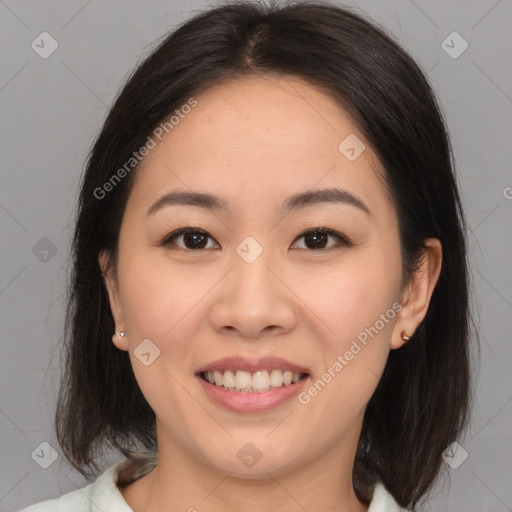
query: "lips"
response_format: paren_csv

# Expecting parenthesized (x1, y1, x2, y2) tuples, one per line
(195, 356, 311, 412)
(196, 356, 311, 412)
(195, 355, 310, 375)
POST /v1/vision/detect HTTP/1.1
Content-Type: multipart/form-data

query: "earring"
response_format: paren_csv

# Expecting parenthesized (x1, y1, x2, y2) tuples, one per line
(119, 331, 126, 337)
(401, 329, 410, 341)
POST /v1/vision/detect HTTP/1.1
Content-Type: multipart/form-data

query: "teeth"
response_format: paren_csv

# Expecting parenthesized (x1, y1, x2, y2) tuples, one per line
(269, 369, 284, 387)
(235, 370, 252, 390)
(201, 369, 306, 392)
(252, 370, 270, 391)
(223, 370, 235, 388)
(213, 370, 223, 386)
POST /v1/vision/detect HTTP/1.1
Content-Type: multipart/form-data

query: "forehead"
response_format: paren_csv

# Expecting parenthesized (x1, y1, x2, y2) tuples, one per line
(128, 75, 395, 222)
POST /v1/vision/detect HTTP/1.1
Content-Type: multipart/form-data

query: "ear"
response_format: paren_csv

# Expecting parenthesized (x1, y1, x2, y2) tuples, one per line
(98, 250, 128, 351)
(391, 238, 442, 349)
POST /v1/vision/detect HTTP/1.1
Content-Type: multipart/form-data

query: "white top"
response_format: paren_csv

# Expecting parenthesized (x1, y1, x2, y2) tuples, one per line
(19, 460, 409, 511)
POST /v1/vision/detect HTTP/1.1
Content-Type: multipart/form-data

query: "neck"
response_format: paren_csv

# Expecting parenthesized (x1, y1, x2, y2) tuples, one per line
(123, 427, 369, 512)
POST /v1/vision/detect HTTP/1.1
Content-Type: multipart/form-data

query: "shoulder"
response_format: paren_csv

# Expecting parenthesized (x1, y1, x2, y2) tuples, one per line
(368, 481, 412, 512)
(18, 460, 132, 512)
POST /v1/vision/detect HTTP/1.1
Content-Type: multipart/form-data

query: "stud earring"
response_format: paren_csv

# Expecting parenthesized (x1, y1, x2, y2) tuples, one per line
(401, 329, 410, 341)
(119, 331, 126, 337)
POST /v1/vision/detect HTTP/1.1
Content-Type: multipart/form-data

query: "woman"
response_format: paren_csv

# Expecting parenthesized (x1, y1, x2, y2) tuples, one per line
(20, 1, 475, 511)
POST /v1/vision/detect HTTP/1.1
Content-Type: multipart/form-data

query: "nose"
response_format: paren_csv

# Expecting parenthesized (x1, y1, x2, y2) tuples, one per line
(208, 247, 297, 339)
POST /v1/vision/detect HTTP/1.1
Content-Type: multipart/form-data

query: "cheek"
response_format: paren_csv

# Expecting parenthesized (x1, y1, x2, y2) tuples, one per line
(115, 251, 212, 427)
(117, 248, 207, 340)
(296, 248, 401, 342)
(297, 272, 396, 432)
(294, 247, 401, 411)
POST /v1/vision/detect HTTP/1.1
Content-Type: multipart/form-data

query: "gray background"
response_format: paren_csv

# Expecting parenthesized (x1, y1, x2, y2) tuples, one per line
(1, 0, 511, 511)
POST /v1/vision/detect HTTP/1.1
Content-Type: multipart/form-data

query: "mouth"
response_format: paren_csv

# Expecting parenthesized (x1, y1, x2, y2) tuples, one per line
(194, 356, 311, 411)
(198, 369, 310, 393)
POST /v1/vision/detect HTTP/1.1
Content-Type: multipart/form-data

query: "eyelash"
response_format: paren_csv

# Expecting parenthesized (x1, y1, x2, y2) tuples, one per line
(160, 226, 352, 252)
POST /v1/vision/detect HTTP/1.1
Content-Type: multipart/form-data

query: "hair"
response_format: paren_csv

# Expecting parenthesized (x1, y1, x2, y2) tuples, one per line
(55, 0, 477, 509)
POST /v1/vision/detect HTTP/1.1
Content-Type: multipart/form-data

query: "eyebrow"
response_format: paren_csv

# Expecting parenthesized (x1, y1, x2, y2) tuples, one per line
(146, 187, 371, 217)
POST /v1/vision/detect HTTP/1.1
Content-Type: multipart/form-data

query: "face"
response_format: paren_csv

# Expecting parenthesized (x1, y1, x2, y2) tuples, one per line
(101, 75, 414, 478)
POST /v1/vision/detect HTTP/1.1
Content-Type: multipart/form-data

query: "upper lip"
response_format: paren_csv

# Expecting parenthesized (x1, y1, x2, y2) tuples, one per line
(195, 356, 310, 375)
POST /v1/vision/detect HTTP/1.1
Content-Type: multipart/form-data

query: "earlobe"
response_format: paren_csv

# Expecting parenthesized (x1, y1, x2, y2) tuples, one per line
(391, 238, 442, 350)
(390, 325, 413, 350)
(112, 330, 129, 351)
(98, 251, 128, 351)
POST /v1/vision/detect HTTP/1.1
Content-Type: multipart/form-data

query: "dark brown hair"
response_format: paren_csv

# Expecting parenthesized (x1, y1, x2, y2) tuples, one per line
(55, 1, 477, 509)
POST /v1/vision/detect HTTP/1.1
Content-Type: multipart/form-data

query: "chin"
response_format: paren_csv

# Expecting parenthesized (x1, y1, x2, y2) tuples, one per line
(200, 443, 300, 479)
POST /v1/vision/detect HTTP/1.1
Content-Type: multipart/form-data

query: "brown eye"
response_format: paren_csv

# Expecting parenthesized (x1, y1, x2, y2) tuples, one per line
(292, 228, 351, 250)
(161, 226, 351, 252)
(161, 228, 219, 250)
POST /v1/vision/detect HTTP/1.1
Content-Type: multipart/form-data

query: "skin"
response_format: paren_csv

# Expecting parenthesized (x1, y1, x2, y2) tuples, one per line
(99, 75, 442, 512)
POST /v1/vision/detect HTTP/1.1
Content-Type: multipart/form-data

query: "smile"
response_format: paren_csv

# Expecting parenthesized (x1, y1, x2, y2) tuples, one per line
(199, 369, 309, 392)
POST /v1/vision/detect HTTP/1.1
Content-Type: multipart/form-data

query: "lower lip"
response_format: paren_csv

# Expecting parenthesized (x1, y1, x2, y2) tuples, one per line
(196, 375, 309, 413)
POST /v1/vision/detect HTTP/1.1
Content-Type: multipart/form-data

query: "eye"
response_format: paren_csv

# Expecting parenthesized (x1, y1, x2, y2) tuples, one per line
(160, 226, 352, 251)
(160, 227, 219, 250)
(291, 227, 352, 251)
